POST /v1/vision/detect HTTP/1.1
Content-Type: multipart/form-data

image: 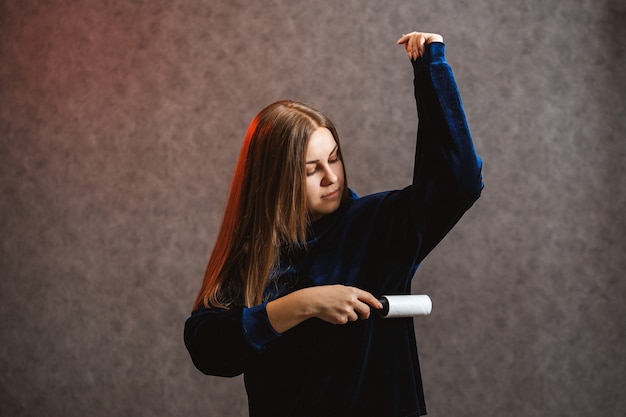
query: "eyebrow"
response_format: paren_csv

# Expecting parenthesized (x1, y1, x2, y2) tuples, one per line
(306, 144, 338, 164)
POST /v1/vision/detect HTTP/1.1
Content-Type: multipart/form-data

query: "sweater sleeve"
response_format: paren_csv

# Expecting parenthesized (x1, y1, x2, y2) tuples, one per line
(183, 303, 281, 377)
(408, 42, 483, 262)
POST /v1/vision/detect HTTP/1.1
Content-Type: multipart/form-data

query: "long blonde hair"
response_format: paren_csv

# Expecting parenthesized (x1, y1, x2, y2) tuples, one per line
(192, 101, 347, 310)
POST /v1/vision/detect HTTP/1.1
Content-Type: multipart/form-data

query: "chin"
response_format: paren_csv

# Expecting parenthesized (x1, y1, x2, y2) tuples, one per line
(310, 203, 339, 221)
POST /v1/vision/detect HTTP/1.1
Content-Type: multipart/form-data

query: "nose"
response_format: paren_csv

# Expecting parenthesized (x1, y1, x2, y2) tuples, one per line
(321, 165, 338, 186)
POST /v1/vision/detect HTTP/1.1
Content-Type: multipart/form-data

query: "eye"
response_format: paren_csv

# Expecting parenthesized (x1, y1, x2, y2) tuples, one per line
(329, 154, 340, 163)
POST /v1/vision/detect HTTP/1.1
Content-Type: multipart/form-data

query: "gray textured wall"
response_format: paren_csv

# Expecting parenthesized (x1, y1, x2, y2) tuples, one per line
(1, 1, 624, 416)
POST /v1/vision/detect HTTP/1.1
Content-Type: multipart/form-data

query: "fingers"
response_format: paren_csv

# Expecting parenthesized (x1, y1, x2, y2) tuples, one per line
(397, 31, 444, 60)
(355, 288, 383, 311)
(344, 287, 384, 322)
(396, 33, 411, 45)
(319, 285, 383, 325)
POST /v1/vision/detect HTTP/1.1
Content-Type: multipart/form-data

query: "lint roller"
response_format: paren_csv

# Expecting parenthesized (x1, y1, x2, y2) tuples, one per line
(378, 295, 432, 318)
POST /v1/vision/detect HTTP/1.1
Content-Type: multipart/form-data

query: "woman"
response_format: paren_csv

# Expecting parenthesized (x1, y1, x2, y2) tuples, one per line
(185, 32, 483, 417)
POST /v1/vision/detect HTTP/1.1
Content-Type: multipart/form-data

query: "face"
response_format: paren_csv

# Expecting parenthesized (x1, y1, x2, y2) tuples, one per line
(305, 127, 345, 221)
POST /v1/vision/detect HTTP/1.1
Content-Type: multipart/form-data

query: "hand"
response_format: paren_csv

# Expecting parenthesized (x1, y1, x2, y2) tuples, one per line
(306, 285, 383, 325)
(397, 31, 444, 61)
(266, 285, 383, 333)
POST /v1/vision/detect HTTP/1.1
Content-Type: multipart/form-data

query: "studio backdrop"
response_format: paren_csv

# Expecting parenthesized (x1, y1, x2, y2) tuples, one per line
(1, 1, 624, 416)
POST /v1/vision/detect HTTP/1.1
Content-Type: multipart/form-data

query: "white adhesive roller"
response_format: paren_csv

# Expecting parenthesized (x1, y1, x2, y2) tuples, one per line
(378, 295, 432, 318)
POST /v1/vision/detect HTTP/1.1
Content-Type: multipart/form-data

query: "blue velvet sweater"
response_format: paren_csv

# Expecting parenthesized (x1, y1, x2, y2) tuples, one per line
(184, 43, 483, 417)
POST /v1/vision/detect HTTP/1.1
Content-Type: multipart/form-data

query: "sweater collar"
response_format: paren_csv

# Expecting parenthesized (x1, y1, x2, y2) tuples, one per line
(307, 188, 358, 241)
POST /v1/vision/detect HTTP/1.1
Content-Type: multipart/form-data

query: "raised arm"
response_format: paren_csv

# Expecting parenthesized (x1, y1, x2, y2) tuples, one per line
(401, 32, 483, 261)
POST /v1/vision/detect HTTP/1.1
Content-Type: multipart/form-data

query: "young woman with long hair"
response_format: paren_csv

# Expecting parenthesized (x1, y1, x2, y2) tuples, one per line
(185, 31, 483, 417)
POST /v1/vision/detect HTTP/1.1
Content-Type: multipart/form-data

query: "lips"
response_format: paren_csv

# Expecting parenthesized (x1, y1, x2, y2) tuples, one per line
(322, 189, 340, 199)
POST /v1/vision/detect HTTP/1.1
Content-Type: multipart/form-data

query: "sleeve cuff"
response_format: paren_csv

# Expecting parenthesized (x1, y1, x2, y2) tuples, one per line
(242, 303, 282, 351)
(413, 42, 446, 68)
(426, 41, 446, 64)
